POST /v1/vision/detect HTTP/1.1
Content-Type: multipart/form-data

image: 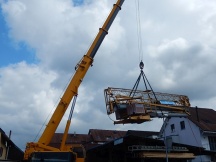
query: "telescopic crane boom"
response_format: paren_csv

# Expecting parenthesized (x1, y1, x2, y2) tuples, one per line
(24, 0, 125, 161)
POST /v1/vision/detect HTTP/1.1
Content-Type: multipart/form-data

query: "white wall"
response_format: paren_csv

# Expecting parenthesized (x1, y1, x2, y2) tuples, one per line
(162, 117, 202, 147)
(161, 117, 213, 162)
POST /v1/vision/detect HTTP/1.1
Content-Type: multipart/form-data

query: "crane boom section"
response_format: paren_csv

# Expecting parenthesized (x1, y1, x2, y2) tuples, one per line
(38, 55, 92, 145)
(24, 1, 125, 159)
(89, 0, 124, 58)
(38, 0, 124, 145)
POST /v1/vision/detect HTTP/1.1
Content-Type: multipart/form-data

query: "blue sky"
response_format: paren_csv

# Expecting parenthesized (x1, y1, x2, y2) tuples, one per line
(0, 7, 36, 67)
(0, 0, 84, 67)
(73, 0, 84, 6)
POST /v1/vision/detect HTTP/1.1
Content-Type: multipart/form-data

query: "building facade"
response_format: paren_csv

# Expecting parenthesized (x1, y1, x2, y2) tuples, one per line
(160, 107, 216, 162)
(0, 128, 9, 160)
(0, 128, 23, 161)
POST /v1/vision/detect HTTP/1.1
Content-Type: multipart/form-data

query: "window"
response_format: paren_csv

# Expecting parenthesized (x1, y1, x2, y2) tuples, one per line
(106, 136, 112, 141)
(171, 124, 175, 132)
(180, 121, 185, 130)
(209, 136, 216, 151)
(0, 147, 3, 157)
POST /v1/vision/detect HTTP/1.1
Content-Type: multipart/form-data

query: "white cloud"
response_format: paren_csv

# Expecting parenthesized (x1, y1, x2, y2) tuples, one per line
(0, 62, 59, 149)
(1, 0, 216, 151)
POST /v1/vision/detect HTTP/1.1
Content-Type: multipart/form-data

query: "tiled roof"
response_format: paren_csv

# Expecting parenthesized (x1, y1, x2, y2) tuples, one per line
(50, 133, 92, 145)
(50, 129, 160, 148)
(188, 107, 216, 132)
(88, 129, 127, 142)
(49, 130, 127, 150)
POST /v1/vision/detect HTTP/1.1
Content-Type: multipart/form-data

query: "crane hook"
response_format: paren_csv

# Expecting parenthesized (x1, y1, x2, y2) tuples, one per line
(139, 60, 144, 70)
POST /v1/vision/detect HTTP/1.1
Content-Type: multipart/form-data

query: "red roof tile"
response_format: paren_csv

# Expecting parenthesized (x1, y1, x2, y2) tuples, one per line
(88, 129, 127, 142)
(50, 133, 92, 144)
(188, 107, 216, 132)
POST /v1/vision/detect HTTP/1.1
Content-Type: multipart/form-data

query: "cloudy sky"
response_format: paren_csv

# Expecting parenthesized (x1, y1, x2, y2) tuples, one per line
(1, 0, 216, 151)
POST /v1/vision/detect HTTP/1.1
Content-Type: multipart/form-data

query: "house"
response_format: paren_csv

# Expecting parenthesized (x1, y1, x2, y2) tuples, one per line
(0, 128, 23, 161)
(49, 129, 127, 150)
(86, 131, 195, 162)
(50, 129, 197, 161)
(160, 107, 216, 162)
(49, 129, 128, 160)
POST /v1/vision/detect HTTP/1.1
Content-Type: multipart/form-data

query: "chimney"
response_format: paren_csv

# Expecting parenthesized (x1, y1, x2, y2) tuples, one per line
(195, 106, 200, 122)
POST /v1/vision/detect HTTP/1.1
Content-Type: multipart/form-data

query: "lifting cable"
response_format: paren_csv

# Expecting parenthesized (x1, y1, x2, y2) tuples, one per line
(129, 61, 158, 102)
(135, 0, 143, 62)
(131, 0, 157, 99)
(131, 1, 163, 116)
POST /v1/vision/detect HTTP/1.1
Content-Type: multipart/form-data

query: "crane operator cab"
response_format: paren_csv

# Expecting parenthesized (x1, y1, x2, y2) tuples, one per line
(27, 144, 85, 162)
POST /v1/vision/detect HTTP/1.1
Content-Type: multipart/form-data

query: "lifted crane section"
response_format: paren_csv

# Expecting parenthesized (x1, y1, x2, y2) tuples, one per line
(104, 87, 190, 124)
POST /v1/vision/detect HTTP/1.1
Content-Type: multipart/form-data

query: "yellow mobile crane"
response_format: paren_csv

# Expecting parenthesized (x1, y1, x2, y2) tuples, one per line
(24, 0, 125, 161)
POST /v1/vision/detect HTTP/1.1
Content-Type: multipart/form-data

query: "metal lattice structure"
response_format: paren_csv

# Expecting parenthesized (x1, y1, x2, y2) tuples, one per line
(104, 87, 190, 124)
